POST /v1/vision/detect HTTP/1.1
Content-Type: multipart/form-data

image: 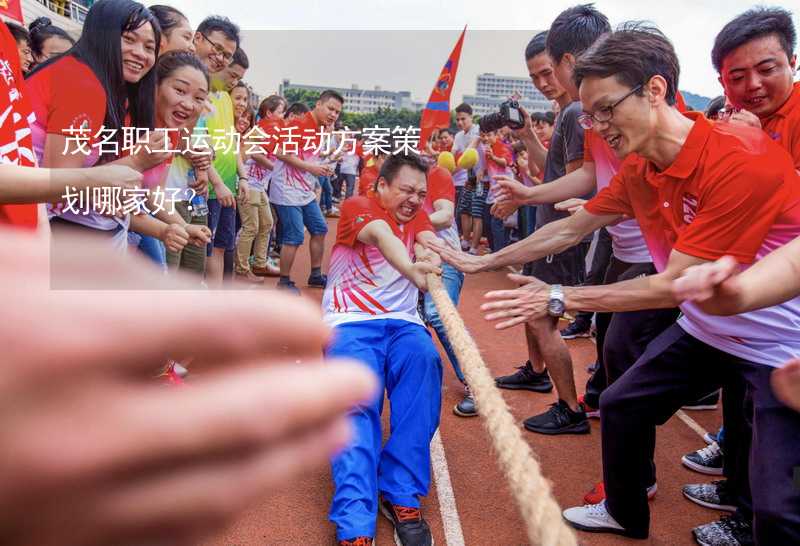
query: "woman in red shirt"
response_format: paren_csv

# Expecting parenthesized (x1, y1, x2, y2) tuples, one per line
(26, 0, 175, 252)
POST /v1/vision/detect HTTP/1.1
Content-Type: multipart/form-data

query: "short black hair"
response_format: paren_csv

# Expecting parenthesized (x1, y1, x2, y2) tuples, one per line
(197, 16, 240, 49)
(712, 7, 796, 72)
(285, 101, 310, 118)
(378, 152, 429, 185)
(574, 22, 680, 106)
(318, 89, 344, 104)
(231, 47, 249, 69)
(439, 128, 455, 137)
(532, 111, 556, 125)
(5, 21, 29, 45)
(525, 31, 548, 61)
(455, 103, 472, 115)
(546, 3, 611, 63)
(705, 95, 726, 118)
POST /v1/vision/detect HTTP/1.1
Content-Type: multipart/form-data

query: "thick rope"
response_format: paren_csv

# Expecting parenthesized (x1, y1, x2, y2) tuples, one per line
(427, 273, 578, 546)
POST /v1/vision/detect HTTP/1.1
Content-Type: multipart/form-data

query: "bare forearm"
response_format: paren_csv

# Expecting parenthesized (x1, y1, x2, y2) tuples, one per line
(521, 134, 547, 171)
(564, 273, 679, 313)
(130, 213, 167, 238)
(709, 242, 800, 314)
(524, 166, 595, 205)
(252, 154, 275, 170)
(0, 165, 97, 204)
(276, 153, 312, 173)
(485, 216, 584, 269)
(377, 235, 416, 280)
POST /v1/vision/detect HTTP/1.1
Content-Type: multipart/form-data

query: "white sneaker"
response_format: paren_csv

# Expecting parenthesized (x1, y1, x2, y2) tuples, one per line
(563, 502, 629, 536)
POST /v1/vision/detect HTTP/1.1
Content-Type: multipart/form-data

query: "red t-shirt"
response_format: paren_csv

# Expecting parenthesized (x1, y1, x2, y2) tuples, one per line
(323, 195, 433, 326)
(584, 111, 800, 366)
(424, 165, 460, 249)
(358, 164, 379, 197)
(585, 112, 799, 266)
(26, 55, 107, 167)
(0, 23, 37, 229)
(760, 81, 800, 170)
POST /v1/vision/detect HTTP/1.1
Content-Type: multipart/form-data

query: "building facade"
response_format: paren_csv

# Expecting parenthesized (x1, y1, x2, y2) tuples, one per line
(279, 79, 415, 114)
(465, 73, 551, 117)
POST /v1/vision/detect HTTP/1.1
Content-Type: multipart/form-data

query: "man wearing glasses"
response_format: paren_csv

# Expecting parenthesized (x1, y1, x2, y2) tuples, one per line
(191, 17, 248, 287)
(433, 23, 800, 543)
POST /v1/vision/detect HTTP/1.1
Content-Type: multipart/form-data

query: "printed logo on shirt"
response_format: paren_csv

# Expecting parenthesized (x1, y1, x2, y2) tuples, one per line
(682, 193, 698, 224)
(769, 131, 781, 142)
(70, 114, 92, 132)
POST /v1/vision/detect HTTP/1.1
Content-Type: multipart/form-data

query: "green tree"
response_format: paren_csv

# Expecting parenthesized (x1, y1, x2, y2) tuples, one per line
(282, 88, 321, 110)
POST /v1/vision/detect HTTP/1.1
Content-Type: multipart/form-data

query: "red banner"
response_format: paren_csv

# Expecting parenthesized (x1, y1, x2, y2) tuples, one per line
(0, 0, 23, 23)
(419, 26, 466, 151)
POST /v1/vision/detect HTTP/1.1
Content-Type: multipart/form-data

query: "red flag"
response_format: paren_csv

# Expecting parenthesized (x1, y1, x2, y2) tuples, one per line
(419, 26, 466, 151)
(0, 0, 23, 23)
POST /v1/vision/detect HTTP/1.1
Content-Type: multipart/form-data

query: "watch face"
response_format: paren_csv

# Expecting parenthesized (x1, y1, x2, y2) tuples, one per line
(548, 299, 566, 317)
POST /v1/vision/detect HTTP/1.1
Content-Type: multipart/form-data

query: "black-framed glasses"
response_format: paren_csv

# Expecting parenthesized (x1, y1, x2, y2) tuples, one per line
(200, 33, 234, 63)
(578, 84, 643, 130)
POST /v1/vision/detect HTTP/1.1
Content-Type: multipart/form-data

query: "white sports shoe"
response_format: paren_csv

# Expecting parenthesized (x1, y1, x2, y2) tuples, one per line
(563, 502, 631, 536)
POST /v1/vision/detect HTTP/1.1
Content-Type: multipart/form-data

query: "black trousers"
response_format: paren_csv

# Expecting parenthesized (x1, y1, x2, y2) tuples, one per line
(600, 323, 800, 544)
(583, 257, 679, 408)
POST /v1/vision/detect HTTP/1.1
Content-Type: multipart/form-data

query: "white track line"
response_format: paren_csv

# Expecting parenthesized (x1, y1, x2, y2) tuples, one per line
(675, 409, 710, 440)
(430, 429, 466, 546)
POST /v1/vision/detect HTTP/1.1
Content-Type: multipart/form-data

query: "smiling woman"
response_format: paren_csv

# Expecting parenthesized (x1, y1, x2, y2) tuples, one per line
(25, 0, 169, 250)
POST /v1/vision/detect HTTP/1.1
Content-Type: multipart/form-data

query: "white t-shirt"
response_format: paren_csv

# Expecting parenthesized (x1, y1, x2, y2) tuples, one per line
(340, 152, 360, 176)
(452, 124, 480, 187)
(322, 196, 433, 327)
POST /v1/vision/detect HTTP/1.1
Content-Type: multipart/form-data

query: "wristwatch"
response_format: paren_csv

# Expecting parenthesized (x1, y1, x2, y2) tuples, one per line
(547, 284, 566, 318)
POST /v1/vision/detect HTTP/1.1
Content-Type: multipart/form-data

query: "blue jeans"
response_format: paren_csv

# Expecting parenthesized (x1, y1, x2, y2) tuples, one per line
(489, 215, 509, 252)
(138, 234, 166, 269)
(423, 263, 466, 383)
(206, 198, 237, 255)
(319, 175, 333, 211)
(326, 319, 442, 540)
(273, 201, 328, 246)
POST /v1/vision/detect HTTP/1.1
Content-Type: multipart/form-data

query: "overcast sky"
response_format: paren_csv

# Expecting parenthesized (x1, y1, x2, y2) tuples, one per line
(168, 0, 799, 104)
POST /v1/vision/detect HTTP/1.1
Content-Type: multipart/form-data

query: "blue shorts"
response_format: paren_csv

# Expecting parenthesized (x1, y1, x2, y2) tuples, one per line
(273, 201, 328, 246)
(207, 198, 237, 254)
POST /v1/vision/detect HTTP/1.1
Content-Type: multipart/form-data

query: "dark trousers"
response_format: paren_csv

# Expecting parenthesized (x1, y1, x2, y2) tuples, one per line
(600, 323, 800, 544)
(583, 256, 679, 407)
(572, 228, 614, 331)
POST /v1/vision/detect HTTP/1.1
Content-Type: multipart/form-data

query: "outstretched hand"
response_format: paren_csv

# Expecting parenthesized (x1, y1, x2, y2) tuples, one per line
(481, 273, 550, 329)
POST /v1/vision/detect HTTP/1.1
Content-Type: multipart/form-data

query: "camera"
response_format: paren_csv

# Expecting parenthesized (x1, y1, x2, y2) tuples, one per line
(478, 100, 525, 132)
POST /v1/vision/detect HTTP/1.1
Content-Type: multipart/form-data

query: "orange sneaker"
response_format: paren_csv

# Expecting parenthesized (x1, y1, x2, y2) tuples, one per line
(583, 481, 658, 504)
(337, 537, 373, 546)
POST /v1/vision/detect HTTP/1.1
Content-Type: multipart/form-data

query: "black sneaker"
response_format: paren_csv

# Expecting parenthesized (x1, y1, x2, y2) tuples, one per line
(682, 442, 724, 475)
(682, 480, 736, 512)
(453, 386, 477, 417)
(682, 390, 720, 410)
(495, 361, 553, 393)
(692, 514, 754, 546)
(277, 279, 301, 296)
(560, 320, 591, 339)
(379, 499, 433, 546)
(308, 273, 328, 288)
(523, 400, 590, 435)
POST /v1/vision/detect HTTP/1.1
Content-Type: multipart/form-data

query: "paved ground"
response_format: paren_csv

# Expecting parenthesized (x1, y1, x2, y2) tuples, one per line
(204, 219, 724, 546)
